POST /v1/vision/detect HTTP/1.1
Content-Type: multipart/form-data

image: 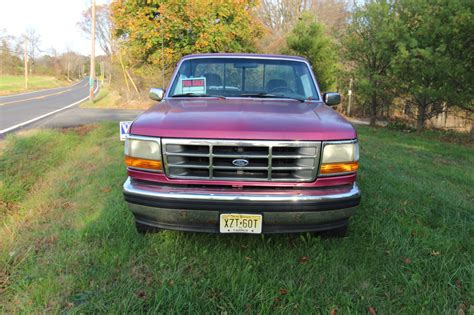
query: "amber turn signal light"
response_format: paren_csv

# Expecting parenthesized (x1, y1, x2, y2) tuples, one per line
(320, 161, 359, 174)
(125, 155, 162, 171)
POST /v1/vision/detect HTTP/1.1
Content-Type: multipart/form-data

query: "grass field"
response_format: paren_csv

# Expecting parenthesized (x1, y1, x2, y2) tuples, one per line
(0, 75, 68, 96)
(0, 123, 472, 313)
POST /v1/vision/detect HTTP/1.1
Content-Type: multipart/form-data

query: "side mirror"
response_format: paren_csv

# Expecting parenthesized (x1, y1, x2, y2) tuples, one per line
(149, 88, 165, 101)
(323, 92, 341, 106)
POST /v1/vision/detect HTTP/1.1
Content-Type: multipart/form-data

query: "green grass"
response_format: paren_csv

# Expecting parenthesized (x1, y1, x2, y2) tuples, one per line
(81, 86, 122, 109)
(81, 85, 152, 109)
(0, 75, 68, 95)
(0, 123, 472, 313)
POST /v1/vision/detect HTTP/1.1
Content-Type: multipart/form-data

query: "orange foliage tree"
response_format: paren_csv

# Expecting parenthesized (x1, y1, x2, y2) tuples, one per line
(111, 0, 264, 82)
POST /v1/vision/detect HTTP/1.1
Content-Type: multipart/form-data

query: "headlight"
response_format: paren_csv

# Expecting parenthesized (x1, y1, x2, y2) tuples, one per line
(319, 141, 359, 175)
(124, 136, 162, 172)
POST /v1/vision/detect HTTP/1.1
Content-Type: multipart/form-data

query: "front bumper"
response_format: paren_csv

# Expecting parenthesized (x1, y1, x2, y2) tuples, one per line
(123, 177, 361, 233)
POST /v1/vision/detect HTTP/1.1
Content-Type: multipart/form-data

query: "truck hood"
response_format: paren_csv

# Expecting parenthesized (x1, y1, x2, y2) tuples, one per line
(130, 98, 356, 141)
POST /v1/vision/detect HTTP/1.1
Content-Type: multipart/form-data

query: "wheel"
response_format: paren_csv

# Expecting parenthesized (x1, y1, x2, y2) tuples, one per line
(318, 224, 348, 238)
(135, 221, 162, 234)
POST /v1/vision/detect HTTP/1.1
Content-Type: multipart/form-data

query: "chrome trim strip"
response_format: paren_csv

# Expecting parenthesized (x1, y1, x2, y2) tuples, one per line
(125, 134, 161, 143)
(214, 154, 269, 158)
(162, 138, 320, 147)
(126, 166, 162, 173)
(168, 164, 210, 169)
(123, 177, 360, 203)
(209, 143, 214, 179)
(213, 166, 270, 170)
(268, 144, 273, 180)
(322, 139, 358, 145)
(165, 152, 210, 157)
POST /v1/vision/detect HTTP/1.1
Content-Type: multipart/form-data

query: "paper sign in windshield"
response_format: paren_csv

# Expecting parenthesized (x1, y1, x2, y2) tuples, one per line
(181, 77, 206, 94)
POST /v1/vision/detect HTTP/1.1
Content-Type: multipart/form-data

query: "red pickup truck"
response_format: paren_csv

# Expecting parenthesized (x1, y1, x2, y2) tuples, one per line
(123, 54, 360, 235)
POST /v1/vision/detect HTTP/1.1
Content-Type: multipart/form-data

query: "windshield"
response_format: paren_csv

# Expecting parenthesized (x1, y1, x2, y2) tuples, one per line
(168, 58, 320, 100)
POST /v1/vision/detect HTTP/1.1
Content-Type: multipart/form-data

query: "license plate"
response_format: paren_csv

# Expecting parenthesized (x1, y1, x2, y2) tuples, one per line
(219, 214, 262, 234)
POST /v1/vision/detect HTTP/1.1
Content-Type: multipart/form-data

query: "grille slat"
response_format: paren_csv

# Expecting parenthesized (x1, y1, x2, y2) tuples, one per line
(212, 154, 269, 158)
(271, 167, 315, 170)
(168, 164, 210, 169)
(162, 139, 321, 182)
(213, 166, 269, 170)
(166, 152, 210, 157)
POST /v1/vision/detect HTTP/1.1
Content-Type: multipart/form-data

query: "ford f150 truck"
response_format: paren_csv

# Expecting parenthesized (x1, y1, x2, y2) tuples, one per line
(123, 53, 360, 235)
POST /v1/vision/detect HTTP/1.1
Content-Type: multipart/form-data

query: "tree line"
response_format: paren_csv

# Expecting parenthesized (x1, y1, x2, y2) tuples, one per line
(0, 28, 92, 81)
(344, 0, 473, 130)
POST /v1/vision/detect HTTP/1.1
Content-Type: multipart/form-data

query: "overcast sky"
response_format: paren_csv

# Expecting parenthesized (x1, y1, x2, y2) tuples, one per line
(0, 0, 108, 56)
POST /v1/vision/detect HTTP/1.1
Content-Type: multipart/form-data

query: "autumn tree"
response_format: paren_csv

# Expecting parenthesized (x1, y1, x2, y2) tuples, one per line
(284, 12, 338, 92)
(392, 0, 474, 130)
(343, 0, 398, 126)
(111, 0, 264, 84)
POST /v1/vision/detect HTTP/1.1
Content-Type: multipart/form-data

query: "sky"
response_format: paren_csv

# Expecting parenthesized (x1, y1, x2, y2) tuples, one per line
(0, 0, 108, 56)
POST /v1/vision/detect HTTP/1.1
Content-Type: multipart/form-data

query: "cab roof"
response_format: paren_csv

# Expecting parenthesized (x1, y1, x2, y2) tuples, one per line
(180, 53, 309, 63)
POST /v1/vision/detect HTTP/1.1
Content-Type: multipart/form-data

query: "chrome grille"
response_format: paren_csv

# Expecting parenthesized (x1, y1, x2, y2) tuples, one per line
(162, 139, 321, 182)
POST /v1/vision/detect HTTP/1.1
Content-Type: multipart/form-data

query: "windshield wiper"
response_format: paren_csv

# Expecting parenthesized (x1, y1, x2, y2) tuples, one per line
(171, 93, 225, 99)
(239, 93, 305, 102)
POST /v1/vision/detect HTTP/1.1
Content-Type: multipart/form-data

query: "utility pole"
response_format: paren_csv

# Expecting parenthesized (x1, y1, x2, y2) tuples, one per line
(67, 61, 70, 81)
(89, 0, 96, 101)
(24, 38, 28, 89)
(347, 78, 353, 116)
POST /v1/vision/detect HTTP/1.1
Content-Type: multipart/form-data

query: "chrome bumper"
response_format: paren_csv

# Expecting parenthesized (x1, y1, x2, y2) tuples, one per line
(123, 177, 361, 233)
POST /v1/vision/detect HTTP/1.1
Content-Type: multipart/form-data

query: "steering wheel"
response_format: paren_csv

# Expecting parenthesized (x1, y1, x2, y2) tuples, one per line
(268, 86, 295, 94)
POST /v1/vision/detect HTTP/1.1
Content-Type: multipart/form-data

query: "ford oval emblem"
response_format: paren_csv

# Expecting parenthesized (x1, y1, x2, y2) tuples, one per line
(232, 159, 249, 167)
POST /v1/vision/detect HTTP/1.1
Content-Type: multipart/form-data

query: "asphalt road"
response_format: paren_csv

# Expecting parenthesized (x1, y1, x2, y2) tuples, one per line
(29, 107, 143, 130)
(0, 78, 97, 134)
